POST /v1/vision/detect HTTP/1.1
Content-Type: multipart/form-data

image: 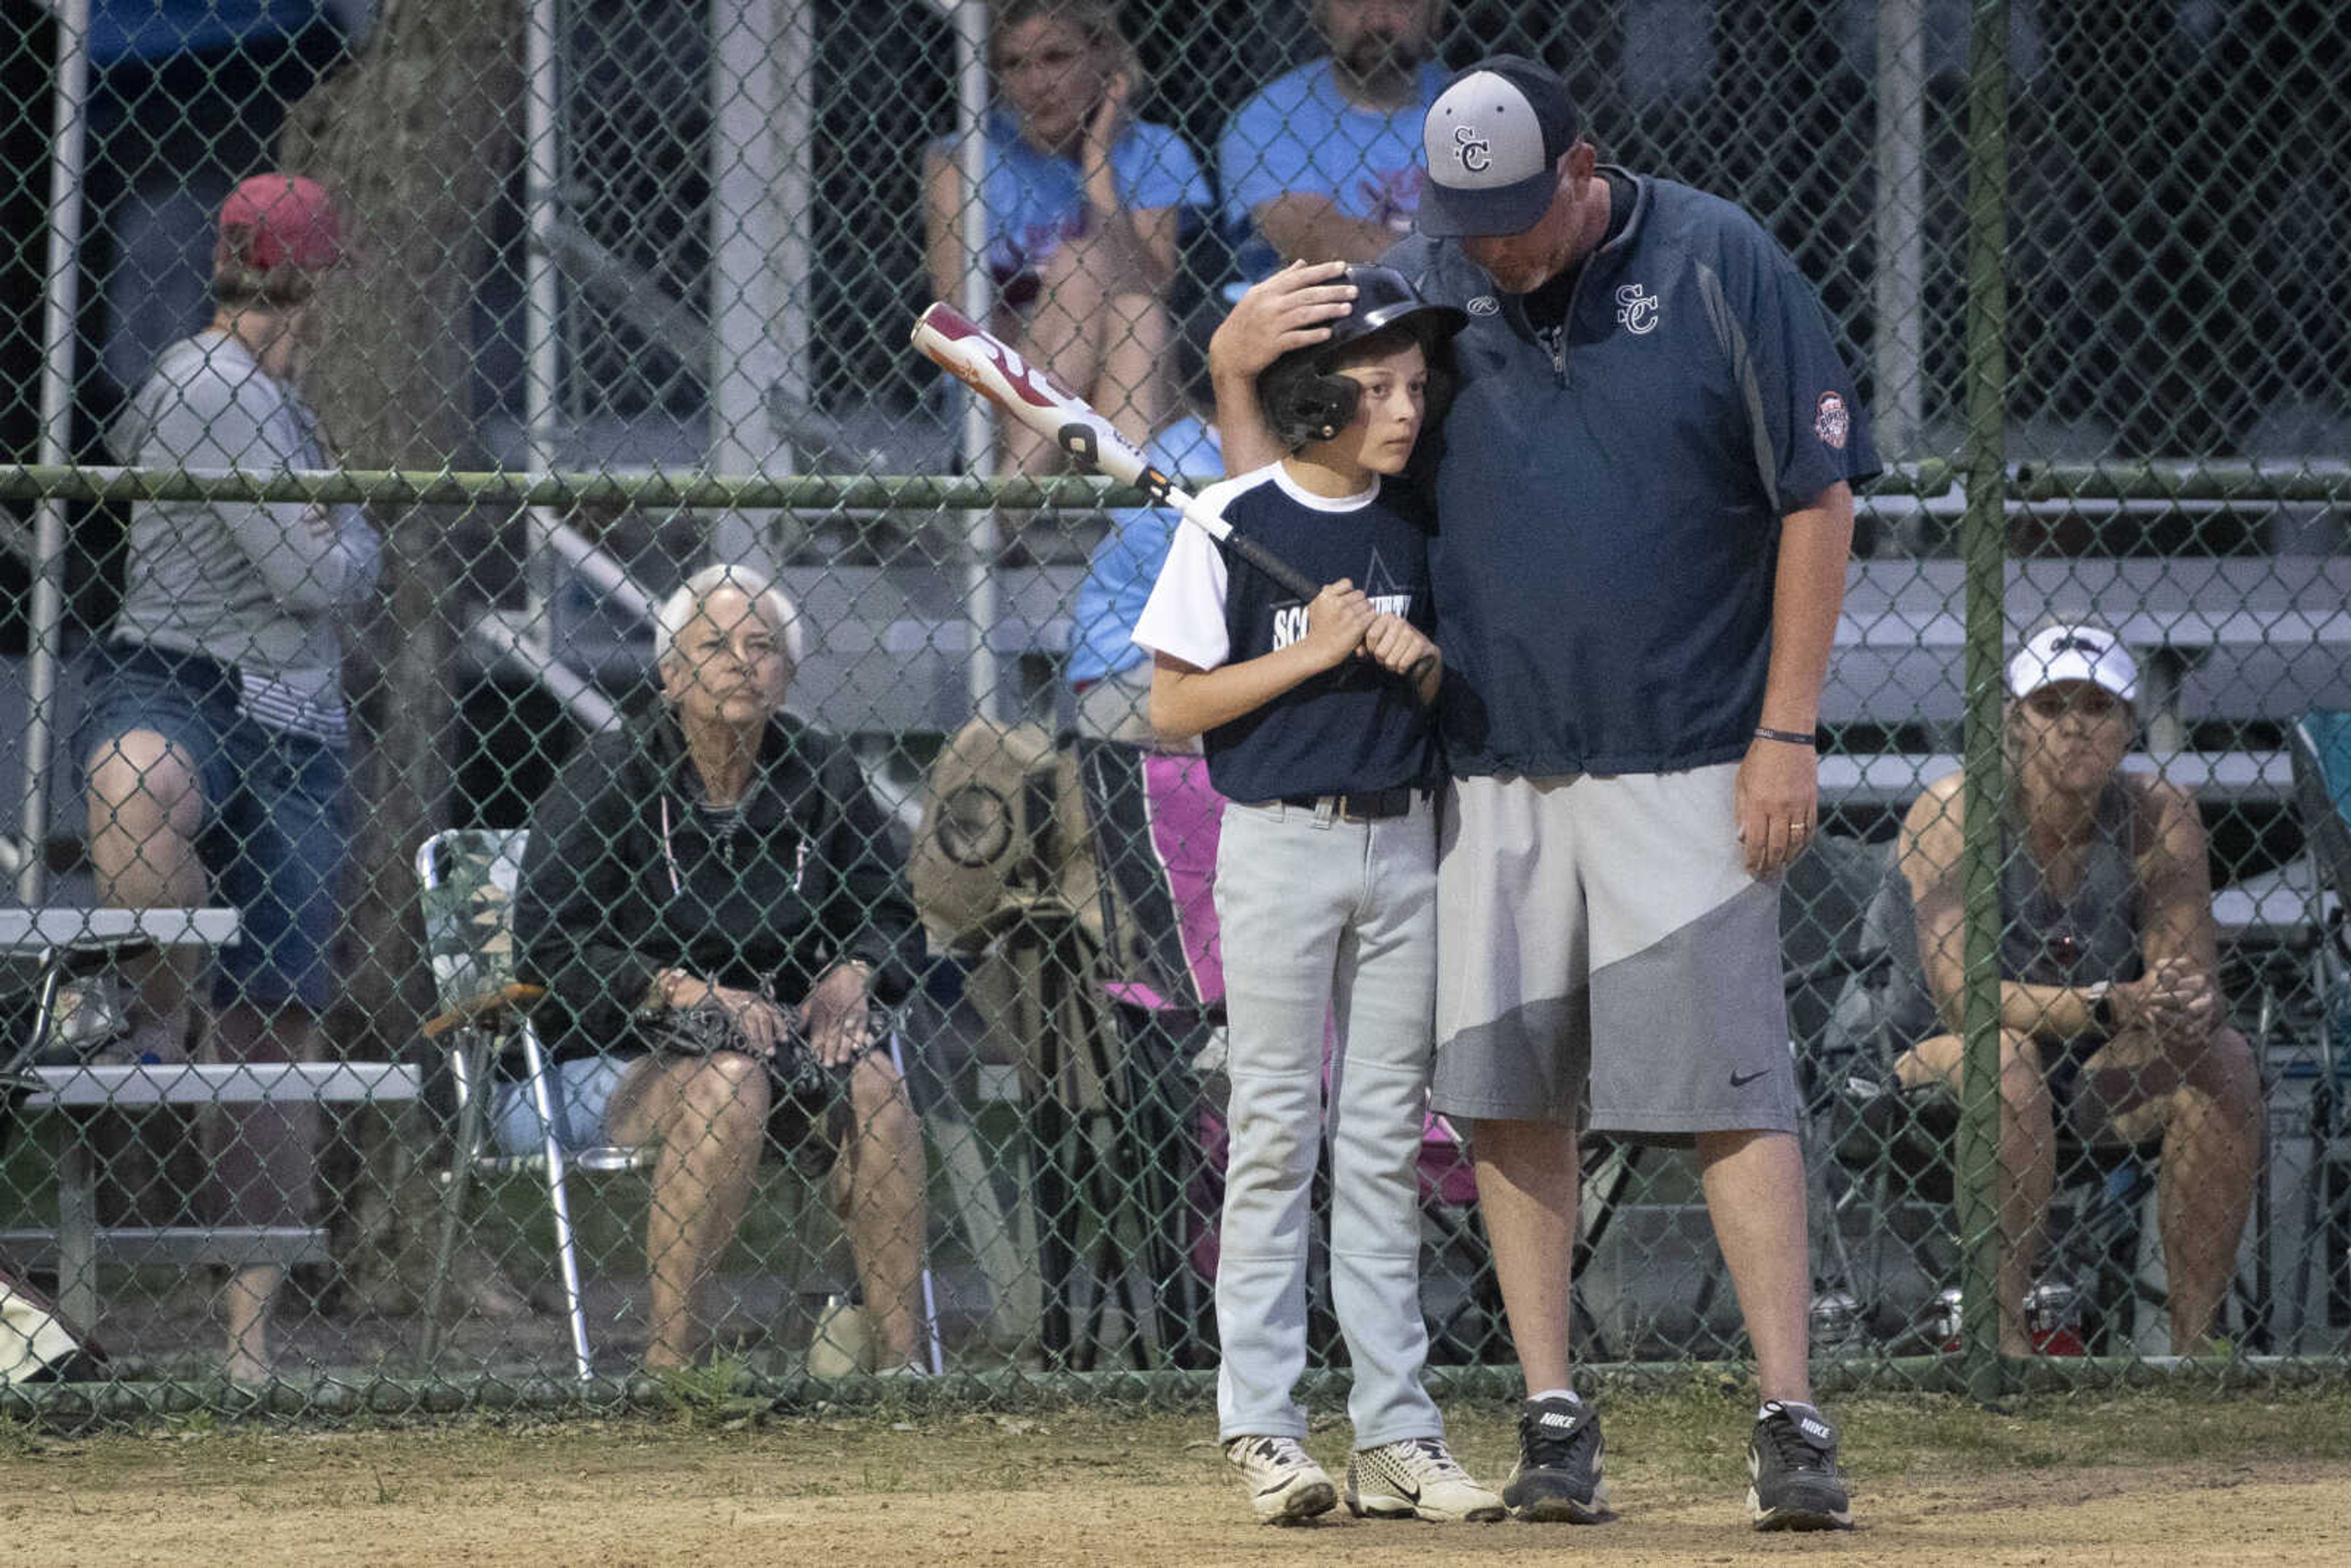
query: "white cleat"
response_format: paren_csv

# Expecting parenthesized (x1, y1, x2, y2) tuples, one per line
(1345, 1436, 1508, 1523)
(1224, 1435, 1340, 1525)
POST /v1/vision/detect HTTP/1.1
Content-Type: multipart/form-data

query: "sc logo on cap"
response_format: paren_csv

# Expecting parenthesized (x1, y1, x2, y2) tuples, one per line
(1452, 124, 1491, 175)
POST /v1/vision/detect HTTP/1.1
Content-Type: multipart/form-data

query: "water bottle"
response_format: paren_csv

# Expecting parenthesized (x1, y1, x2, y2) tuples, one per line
(1930, 1286, 1965, 1348)
(1809, 1289, 1864, 1351)
(807, 1291, 871, 1378)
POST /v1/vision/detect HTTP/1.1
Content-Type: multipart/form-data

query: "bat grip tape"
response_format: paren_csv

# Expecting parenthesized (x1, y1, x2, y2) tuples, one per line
(1224, 531, 1322, 601)
(1224, 529, 1438, 690)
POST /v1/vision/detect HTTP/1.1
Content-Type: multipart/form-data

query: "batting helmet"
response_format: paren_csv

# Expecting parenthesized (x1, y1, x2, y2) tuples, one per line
(1258, 265, 1469, 448)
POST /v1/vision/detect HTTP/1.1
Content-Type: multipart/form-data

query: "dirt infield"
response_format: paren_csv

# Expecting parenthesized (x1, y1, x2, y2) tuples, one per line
(5, 1389, 2349, 1566)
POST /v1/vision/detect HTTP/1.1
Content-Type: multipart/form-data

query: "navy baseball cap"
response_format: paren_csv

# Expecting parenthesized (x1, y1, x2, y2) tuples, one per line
(1419, 55, 1582, 239)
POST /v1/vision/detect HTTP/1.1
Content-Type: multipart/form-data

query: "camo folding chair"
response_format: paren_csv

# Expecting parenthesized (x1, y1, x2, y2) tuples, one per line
(415, 827, 638, 1382)
(1812, 834, 2180, 1352)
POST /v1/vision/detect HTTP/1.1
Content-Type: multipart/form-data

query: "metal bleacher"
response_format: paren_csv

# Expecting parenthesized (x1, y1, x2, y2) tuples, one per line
(1829, 555, 2351, 733)
(1823, 555, 2351, 820)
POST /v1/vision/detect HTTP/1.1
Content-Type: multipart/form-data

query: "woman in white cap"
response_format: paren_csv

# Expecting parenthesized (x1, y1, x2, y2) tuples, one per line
(1880, 621, 2262, 1355)
(79, 173, 380, 1384)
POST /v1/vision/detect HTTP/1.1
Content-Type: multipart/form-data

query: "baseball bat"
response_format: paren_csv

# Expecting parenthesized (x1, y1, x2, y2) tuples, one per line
(910, 300, 1435, 686)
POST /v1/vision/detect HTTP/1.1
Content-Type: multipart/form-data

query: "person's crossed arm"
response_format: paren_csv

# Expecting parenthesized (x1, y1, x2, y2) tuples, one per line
(1254, 193, 1409, 268)
(1900, 779, 2082, 1041)
(2124, 776, 2224, 1046)
(1898, 773, 2221, 1045)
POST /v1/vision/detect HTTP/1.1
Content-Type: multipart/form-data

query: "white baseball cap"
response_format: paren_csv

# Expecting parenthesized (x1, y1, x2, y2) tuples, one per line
(2006, 624, 2138, 702)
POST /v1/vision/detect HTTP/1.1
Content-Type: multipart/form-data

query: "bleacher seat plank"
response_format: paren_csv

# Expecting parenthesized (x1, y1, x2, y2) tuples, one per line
(10, 1062, 420, 1330)
(0, 907, 241, 951)
(0, 1226, 332, 1270)
(22, 1061, 422, 1109)
(1830, 557, 2351, 729)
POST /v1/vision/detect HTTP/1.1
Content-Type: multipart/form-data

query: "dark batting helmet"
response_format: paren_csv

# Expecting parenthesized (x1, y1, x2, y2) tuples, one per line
(1258, 264, 1469, 448)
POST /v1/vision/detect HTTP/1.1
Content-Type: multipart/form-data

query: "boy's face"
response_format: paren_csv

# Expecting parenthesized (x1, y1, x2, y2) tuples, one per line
(1322, 338, 1429, 476)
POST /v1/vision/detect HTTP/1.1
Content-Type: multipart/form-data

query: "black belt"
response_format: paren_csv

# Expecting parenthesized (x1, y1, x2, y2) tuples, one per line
(1273, 786, 1417, 822)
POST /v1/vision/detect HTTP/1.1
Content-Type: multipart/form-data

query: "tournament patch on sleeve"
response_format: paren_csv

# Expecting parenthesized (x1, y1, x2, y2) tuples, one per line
(1813, 389, 1851, 452)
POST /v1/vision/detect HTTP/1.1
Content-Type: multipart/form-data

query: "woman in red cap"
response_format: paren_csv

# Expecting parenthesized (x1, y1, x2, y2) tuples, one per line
(79, 172, 380, 1385)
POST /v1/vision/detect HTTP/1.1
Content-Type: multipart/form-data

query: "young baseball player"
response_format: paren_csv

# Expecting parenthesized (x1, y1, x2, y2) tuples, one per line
(1131, 264, 1501, 1526)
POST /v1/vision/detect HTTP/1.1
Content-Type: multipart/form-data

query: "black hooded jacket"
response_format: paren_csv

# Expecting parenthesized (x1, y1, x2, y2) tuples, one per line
(513, 696, 921, 1062)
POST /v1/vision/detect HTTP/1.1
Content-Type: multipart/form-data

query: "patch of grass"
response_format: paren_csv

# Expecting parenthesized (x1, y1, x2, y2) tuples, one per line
(0, 1414, 44, 1458)
(648, 1354, 771, 1428)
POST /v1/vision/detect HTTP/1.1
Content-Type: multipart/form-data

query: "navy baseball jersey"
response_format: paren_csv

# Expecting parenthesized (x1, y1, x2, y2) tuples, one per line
(1132, 464, 1439, 803)
(1385, 171, 1881, 777)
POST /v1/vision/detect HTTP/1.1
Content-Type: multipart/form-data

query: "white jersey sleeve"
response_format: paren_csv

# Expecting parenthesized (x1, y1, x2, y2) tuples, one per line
(1130, 516, 1231, 671)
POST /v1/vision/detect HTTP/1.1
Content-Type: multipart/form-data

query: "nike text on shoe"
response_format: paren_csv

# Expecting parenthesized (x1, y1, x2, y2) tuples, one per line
(1344, 1436, 1506, 1523)
(1747, 1401, 1854, 1531)
(1502, 1395, 1613, 1523)
(1224, 1435, 1339, 1525)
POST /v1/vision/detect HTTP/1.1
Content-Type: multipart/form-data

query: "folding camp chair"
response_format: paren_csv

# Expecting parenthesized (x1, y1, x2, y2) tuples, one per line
(1805, 832, 2178, 1352)
(414, 828, 639, 1381)
(2285, 711, 2351, 1337)
(1051, 739, 1226, 1368)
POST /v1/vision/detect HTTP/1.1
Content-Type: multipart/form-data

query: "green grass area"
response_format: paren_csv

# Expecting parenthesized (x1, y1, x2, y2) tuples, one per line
(11, 1384, 2351, 1495)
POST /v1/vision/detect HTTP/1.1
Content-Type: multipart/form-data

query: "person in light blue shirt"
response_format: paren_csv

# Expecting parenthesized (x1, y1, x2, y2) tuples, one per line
(1068, 415, 1223, 742)
(1218, 1, 1449, 276)
(923, 0, 1210, 475)
(1068, 293, 1226, 743)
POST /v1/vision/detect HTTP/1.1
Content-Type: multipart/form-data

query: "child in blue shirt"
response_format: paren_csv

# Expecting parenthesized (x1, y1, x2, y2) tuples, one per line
(1069, 297, 1225, 744)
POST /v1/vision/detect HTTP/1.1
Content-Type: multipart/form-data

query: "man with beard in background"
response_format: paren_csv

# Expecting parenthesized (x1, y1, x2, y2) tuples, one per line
(1218, 1, 1450, 273)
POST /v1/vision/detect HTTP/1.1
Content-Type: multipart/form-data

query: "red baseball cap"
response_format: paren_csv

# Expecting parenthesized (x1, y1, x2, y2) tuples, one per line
(216, 174, 347, 272)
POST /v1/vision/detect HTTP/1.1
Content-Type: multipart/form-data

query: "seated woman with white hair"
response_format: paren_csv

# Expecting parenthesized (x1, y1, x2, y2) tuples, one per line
(512, 564, 931, 1372)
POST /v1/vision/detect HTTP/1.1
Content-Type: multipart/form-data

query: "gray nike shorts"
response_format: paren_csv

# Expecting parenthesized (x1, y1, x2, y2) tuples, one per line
(1430, 766, 1798, 1138)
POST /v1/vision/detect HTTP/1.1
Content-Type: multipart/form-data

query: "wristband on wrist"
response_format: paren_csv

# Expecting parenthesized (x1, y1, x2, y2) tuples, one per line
(1753, 726, 1818, 748)
(2083, 980, 2117, 1037)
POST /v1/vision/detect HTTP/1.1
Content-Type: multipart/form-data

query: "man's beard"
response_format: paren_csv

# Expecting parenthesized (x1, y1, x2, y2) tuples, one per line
(1338, 31, 1430, 94)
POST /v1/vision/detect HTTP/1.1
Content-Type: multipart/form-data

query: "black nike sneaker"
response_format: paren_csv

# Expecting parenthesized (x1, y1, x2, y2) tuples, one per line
(1501, 1394, 1612, 1523)
(1746, 1400, 1854, 1531)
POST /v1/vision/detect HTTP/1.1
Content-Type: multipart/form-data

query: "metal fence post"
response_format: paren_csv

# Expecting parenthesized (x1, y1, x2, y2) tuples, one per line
(1957, 0, 2014, 1405)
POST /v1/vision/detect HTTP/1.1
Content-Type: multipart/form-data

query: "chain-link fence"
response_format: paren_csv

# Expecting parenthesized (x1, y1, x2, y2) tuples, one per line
(2, 0, 2348, 1417)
